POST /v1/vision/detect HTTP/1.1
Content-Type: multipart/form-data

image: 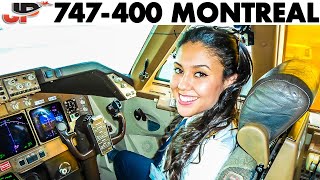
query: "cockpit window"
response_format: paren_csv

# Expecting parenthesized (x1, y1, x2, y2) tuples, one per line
(156, 53, 175, 82)
(0, 25, 153, 75)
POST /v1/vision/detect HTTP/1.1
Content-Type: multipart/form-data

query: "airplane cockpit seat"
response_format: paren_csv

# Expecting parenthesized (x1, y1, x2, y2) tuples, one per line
(217, 59, 320, 180)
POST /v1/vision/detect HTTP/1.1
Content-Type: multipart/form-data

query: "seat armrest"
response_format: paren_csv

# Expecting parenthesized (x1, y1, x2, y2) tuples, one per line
(237, 123, 270, 168)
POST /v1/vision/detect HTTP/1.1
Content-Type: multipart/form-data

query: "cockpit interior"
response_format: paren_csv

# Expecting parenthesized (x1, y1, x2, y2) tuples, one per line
(0, 25, 320, 180)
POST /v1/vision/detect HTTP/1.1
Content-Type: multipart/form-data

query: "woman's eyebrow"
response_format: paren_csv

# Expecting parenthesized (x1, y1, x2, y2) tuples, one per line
(174, 62, 211, 70)
(174, 62, 182, 67)
(192, 64, 211, 70)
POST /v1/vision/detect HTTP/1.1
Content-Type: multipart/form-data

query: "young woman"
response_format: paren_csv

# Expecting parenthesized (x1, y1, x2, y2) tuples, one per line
(112, 26, 252, 180)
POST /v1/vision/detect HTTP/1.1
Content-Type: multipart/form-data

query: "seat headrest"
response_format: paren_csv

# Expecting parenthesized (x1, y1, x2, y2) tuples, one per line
(239, 60, 320, 141)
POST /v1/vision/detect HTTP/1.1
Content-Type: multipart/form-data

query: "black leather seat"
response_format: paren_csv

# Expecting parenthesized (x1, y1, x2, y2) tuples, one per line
(217, 59, 320, 180)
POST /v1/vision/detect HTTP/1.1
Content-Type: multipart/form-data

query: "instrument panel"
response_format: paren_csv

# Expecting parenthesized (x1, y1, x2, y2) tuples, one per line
(0, 71, 94, 176)
(0, 93, 92, 175)
(0, 72, 40, 104)
(0, 64, 137, 178)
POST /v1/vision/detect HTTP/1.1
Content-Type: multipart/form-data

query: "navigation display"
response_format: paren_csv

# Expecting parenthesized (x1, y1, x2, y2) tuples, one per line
(29, 102, 69, 142)
(0, 172, 19, 180)
(0, 113, 36, 160)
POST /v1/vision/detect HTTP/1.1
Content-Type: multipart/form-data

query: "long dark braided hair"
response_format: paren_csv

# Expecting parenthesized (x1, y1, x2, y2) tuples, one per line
(163, 26, 252, 179)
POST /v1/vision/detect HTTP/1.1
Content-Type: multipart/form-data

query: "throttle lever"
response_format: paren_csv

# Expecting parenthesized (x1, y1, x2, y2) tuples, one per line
(56, 122, 95, 160)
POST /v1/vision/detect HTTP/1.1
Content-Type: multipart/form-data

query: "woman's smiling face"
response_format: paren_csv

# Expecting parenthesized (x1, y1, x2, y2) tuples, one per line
(170, 42, 235, 117)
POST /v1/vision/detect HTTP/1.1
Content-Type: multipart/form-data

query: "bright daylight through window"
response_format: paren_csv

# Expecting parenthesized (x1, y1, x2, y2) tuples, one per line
(0, 25, 153, 75)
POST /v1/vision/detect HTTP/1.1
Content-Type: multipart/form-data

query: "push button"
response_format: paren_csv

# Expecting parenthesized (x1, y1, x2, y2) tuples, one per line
(26, 156, 33, 164)
(45, 70, 54, 78)
(19, 159, 25, 166)
(39, 151, 46, 158)
(31, 155, 38, 161)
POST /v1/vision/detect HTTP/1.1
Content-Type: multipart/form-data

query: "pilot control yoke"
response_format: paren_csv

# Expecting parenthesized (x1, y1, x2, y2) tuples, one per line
(55, 99, 126, 180)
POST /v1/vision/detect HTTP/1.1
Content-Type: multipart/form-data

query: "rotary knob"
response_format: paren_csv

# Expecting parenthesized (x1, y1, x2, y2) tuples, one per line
(24, 82, 32, 88)
(58, 162, 71, 176)
(27, 74, 36, 81)
(16, 83, 23, 90)
(11, 101, 20, 110)
(24, 101, 32, 106)
(8, 78, 16, 85)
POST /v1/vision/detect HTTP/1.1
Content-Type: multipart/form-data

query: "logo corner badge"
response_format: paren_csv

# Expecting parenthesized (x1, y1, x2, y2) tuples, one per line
(2, 2, 52, 24)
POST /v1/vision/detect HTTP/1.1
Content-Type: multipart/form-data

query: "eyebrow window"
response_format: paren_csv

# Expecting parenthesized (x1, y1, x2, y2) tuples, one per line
(155, 54, 176, 82)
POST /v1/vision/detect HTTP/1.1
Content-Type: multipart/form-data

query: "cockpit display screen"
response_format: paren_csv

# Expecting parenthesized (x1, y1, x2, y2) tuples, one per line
(29, 102, 69, 142)
(0, 113, 36, 160)
(0, 172, 19, 180)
